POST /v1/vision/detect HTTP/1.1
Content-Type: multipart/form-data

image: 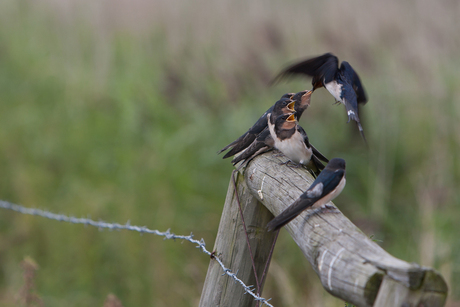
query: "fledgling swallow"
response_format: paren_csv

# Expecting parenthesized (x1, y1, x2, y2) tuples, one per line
(218, 94, 296, 159)
(229, 94, 298, 169)
(230, 93, 325, 172)
(267, 112, 328, 174)
(220, 90, 328, 173)
(266, 158, 346, 231)
(274, 53, 368, 141)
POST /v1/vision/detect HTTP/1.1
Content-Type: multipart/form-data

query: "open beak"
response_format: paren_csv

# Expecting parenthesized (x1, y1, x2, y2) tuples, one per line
(287, 101, 296, 112)
(287, 113, 296, 122)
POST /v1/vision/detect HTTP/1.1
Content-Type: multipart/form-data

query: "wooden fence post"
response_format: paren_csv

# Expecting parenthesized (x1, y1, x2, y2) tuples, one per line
(200, 152, 448, 306)
(199, 171, 277, 307)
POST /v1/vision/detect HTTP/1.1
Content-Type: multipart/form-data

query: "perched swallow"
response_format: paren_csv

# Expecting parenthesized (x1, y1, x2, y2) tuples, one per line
(266, 158, 346, 231)
(218, 94, 295, 159)
(267, 112, 328, 173)
(274, 53, 368, 141)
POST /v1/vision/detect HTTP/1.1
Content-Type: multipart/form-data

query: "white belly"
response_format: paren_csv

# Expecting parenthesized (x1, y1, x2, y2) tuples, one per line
(324, 81, 343, 103)
(276, 133, 312, 165)
(313, 177, 346, 208)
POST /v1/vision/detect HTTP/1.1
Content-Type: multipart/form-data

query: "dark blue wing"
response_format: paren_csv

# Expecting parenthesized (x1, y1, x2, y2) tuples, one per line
(266, 168, 344, 231)
(340, 61, 367, 105)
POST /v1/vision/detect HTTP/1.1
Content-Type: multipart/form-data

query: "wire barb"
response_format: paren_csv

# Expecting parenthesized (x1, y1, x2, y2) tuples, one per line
(0, 200, 274, 307)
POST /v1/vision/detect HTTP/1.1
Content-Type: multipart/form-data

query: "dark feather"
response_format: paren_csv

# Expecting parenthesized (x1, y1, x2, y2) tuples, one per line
(311, 144, 329, 163)
(273, 53, 339, 89)
(231, 128, 274, 167)
(219, 95, 295, 158)
(340, 61, 367, 105)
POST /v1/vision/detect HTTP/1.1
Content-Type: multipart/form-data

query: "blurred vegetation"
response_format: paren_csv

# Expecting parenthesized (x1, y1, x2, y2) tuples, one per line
(0, 0, 459, 306)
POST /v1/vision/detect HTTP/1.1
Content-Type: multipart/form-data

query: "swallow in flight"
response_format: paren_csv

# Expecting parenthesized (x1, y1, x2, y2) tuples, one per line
(266, 158, 346, 231)
(274, 53, 368, 141)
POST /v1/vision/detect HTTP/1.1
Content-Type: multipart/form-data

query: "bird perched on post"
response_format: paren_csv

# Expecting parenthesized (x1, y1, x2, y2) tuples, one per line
(218, 94, 296, 159)
(267, 112, 328, 174)
(219, 91, 328, 173)
(266, 158, 346, 231)
(274, 53, 368, 142)
(232, 118, 327, 175)
(219, 90, 313, 158)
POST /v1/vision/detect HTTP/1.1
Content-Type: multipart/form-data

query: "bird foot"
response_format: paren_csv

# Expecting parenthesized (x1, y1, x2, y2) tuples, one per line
(279, 160, 302, 168)
(319, 203, 337, 213)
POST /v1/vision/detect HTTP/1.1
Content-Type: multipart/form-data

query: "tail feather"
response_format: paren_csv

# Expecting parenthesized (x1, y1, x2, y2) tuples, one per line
(357, 122, 368, 145)
(220, 133, 256, 159)
(311, 145, 329, 163)
(308, 155, 326, 177)
(217, 141, 236, 155)
(266, 197, 314, 231)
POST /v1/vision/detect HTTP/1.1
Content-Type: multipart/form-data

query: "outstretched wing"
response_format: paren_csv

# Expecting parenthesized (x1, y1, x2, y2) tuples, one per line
(272, 53, 338, 88)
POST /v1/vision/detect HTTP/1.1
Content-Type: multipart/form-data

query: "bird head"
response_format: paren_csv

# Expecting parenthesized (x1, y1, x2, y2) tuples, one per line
(275, 113, 296, 131)
(272, 97, 296, 118)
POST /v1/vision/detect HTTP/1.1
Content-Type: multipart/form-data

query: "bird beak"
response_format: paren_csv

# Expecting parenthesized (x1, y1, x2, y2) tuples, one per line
(287, 114, 296, 122)
(287, 101, 296, 112)
(301, 90, 312, 106)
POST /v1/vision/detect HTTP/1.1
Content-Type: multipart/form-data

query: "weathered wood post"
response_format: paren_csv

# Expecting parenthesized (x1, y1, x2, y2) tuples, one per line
(199, 170, 278, 307)
(200, 152, 448, 307)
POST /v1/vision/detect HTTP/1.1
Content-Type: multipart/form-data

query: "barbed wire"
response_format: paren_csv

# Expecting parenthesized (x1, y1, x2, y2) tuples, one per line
(0, 200, 273, 307)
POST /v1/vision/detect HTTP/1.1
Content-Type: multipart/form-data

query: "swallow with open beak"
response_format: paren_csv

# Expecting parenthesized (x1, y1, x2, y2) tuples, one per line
(274, 53, 368, 141)
(267, 112, 328, 174)
(218, 94, 296, 159)
(266, 158, 346, 231)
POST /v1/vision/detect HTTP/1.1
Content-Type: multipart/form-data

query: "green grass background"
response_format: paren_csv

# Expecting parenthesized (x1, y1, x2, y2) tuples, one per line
(0, 0, 459, 306)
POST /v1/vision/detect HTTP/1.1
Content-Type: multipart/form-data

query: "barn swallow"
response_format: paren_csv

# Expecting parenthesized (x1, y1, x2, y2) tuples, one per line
(232, 125, 328, 175)
(231, 113, 328, 172)
(267, 113, 328, 173)
(218, 94, 296, 159)
(266, 158, 346, 231)
(274, 53, 368, 141)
